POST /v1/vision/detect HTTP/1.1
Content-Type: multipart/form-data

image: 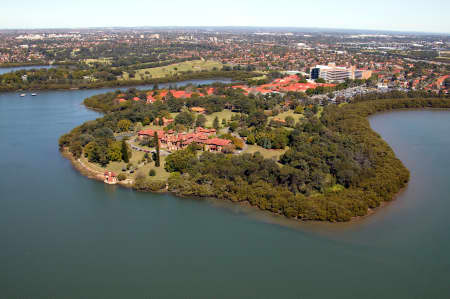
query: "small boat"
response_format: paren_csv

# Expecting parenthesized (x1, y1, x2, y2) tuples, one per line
(31, 93, 37, 96)
(20, 93, 26, 97)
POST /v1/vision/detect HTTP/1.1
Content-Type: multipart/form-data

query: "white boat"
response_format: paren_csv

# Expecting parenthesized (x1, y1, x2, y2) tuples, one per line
(31, 93, 37, 96)
(20, 93, 26, 97)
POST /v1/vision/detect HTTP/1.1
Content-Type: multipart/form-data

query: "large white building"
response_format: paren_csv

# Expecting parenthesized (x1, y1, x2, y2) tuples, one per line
(311, 63, 351, 82)
(311, 63, 372, 82)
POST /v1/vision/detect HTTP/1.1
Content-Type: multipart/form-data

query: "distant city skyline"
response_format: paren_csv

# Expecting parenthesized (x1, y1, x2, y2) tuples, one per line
(1, 0, 449, 34)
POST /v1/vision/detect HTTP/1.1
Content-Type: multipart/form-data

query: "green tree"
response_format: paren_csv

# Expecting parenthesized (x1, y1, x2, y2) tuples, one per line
(154, 132, 160, 167)
(167, 97, 183, 112)
(315, 78, 326, 83)
(121, 140, 129, 163)
(213, 116, 220, 130)
(69, 141, 82, 158)
(298, 76, 307, 83)
(117, 119, 132, 132)
(246, 134, 256, 145)
(313, 104, 319, 114)
(285, 116, 295, 127)
(164, 148, 196, 173)
(247, 111, 267, 128)
(294, 105, 304, 114)
(108, 141, 123, 161)
(271, 128, 289, 149)
(175, 111, 195, 127)
(84, 141, 98, 162)
(195, 114, 207, 127)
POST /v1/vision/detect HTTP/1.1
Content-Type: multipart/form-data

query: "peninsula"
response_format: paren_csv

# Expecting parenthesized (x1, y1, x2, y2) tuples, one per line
(59, 76, 449, 222)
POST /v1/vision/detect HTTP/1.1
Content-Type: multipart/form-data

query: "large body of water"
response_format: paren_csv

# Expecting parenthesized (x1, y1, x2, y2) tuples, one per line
(0, 65, 53, 75)
(1, 85, 449, 298)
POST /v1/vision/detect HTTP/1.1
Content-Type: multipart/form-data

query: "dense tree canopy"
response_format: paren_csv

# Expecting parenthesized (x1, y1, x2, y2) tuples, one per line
(60, 86, 450, 222)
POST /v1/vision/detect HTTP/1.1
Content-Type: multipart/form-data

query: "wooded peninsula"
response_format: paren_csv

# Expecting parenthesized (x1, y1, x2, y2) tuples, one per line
(59, 84, 450, 222)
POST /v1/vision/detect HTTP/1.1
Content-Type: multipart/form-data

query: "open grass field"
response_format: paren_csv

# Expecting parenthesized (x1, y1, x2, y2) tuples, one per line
(121, 60, 224, 80)
(242, 145, 288, 161)
(268, 109, 304, 123)
(83, 58, 113, 65)
(204, 109, 237, 127)
(248, 74, 268, 81)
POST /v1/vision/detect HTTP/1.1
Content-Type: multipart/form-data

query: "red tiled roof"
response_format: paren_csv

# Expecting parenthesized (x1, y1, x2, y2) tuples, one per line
(138, 129, 165, 138)
(205, 138, 231, 146)
(195, 127, 216, 134)
(190, 107, 206, 112)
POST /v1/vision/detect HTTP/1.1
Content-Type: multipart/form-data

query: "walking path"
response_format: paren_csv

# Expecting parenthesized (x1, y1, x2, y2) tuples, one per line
(77, 158, 133, 185)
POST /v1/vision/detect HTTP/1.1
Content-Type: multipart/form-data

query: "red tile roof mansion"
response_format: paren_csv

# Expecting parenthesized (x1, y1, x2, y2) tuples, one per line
(138, 127, 231, 152)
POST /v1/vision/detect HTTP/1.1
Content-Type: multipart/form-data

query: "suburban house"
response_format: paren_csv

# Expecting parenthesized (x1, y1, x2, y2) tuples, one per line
(145, 89, 213, 103)
(117, 75, 340, 107)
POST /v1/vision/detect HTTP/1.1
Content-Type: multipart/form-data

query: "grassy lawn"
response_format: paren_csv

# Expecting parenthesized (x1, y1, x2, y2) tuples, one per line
(121, 60, 224, 80)
(268, 109, 303, 123)
(242, 145, 288, 161)
(133, 155, 171, 182)
(248, 74, 268, 81)
(81, 150, 171, 182)
(83, 58, 112, 65)
(204, 109, 237, 127)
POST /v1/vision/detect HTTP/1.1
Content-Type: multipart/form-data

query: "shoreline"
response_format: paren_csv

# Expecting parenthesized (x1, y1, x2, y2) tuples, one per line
(0, 71, 250, 93)
(59, 98, 450, 224)
(0, 77, 233, 93)
(0, 63, 51, 68)
(60, 148, 404, 224)
(62, 149, 134, 188)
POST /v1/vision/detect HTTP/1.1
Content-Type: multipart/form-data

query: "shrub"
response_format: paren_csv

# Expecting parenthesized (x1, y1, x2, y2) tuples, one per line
(134, 177, 166, 192)
(149, 169, 156, 176)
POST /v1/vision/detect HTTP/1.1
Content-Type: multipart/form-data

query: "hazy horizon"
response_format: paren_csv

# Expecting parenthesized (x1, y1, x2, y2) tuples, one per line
(1, 25, 449, 36)
(1, 0, 449, 34)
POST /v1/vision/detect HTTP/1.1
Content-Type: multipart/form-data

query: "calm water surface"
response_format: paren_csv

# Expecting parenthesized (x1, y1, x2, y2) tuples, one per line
(0, 65, 53, 75)
(1, 87, 449, 299)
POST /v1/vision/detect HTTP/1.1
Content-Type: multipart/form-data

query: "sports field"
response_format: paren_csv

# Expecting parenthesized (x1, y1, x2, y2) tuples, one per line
(121, 60, 224, 80)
